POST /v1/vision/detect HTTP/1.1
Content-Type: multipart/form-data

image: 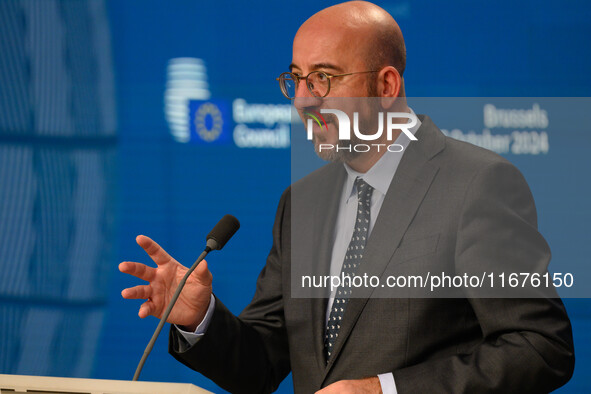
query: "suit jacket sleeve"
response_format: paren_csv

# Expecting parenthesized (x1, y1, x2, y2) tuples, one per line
(392, 161, 575, 393)
(168, 187, 292, 394)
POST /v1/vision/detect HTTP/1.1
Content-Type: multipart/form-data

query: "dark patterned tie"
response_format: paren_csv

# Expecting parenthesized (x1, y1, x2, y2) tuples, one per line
(324, 177, 374, 362)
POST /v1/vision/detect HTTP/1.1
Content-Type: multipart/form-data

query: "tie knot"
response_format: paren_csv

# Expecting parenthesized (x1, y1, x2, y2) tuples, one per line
(355, 178, 373, 201)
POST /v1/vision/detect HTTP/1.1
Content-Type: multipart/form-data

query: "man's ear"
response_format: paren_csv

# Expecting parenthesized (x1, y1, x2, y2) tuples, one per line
(376, 66, 401, 109)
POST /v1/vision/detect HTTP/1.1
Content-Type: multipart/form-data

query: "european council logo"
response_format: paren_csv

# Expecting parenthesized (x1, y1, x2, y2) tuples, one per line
(189, 100, 232, 145)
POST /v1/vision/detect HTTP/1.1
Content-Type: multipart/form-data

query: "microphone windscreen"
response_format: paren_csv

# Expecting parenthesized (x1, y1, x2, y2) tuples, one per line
(206, 214, 240, 250)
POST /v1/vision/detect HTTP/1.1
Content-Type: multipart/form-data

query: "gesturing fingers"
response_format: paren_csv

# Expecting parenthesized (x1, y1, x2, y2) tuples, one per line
(121, 284, 152, 300)
(119, 261, 156, 282)
(136, 235, 175, 266)
(138, 299, 157, 319)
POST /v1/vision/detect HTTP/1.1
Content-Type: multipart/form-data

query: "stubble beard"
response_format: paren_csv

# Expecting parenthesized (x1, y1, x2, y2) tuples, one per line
(313, 133, 363, 163)
(312, 80, 381, 163)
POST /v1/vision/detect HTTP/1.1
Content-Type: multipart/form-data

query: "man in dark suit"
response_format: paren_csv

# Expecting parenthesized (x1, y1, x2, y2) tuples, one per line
(120, 1, 574, 392)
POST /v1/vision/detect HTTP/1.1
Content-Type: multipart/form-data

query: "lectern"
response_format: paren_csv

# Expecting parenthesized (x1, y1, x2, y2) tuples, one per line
(0, 374, 212, 394)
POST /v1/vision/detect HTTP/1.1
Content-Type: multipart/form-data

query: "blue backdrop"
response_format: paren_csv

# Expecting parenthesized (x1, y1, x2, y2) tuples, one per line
(0, 0, 589, 393)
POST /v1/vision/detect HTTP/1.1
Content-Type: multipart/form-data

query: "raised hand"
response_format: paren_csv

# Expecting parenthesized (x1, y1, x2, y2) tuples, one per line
(119, 235, 213, 331)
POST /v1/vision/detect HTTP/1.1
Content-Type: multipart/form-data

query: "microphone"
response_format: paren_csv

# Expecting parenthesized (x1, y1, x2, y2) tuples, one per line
(206, 214, 240, 251)
(132, 215, 240, 381)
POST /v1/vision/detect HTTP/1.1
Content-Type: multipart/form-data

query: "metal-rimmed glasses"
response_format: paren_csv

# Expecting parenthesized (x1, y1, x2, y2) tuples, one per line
(276, 70, 379, 99)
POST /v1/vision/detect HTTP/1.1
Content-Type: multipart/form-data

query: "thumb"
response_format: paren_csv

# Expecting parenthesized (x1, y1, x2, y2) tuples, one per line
(193, 259, 213, 285)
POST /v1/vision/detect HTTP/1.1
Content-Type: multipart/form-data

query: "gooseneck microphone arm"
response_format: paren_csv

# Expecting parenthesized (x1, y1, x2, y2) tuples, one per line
(132, 248, 210, 381)
(132, 214, 240, 381)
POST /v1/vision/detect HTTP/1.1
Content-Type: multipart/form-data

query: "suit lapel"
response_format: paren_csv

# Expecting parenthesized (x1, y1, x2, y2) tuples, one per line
(293, 164, 347, 373)
(322, 115, 445, 378)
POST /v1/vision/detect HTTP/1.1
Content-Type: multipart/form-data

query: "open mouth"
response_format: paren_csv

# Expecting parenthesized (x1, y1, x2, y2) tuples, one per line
(302, 110, 338, 140)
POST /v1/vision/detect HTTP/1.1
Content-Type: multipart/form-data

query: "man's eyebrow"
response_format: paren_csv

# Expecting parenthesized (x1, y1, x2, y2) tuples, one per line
(288, 63, 344, 73)
(310, 63, 343, 72)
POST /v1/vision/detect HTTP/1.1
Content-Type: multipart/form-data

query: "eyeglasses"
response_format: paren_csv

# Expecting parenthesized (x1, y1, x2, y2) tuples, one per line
(276, 70, 379, 100)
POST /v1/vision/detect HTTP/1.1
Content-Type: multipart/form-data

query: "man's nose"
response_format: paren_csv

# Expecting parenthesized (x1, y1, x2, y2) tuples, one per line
(293, 82, 323, 110)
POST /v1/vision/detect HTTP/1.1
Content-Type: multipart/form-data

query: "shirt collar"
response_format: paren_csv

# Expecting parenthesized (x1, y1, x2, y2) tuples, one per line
(343, 108, 421, 200)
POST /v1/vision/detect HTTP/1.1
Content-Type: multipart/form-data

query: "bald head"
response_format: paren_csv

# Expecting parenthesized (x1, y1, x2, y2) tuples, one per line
(297, 1, 406, 76)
